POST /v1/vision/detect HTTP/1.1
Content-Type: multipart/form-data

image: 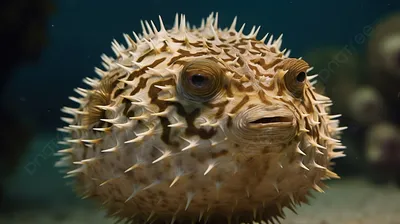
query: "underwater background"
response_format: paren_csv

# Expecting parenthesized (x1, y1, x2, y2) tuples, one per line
(1, 0, 400, 223)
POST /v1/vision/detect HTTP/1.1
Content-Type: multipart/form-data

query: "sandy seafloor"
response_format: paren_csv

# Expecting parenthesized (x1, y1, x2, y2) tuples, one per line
(1, 179, 400, 224)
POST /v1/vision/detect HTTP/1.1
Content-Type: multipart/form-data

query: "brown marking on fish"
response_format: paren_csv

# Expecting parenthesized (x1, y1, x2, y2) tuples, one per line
(230, 95, 250, 114)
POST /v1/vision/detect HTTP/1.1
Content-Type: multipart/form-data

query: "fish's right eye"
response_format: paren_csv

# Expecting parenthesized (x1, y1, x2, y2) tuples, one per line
(179, 59, 225, 102)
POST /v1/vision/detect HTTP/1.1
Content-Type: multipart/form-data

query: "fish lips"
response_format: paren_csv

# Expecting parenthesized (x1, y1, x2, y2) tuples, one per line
(229, 105, 297, 145)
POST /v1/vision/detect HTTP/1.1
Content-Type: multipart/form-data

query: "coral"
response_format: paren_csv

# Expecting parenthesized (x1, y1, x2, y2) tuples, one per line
(366, 13, 400, 125)
(347, 86, 386, 126)
(365, 122, 400, 186)
(56, 13, 345, 224)
(367, 13, 400, 79)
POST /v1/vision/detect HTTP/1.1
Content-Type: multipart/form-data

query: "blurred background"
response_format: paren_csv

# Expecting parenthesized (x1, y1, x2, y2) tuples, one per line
(0, 0, 399, 223)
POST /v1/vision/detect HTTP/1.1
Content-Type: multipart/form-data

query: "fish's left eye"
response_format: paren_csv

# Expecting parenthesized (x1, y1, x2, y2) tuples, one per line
(296, 72, 306, 83)
(179, 59, 225, 102)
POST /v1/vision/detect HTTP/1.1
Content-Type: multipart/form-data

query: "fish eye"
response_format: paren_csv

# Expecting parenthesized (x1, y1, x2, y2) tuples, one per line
(281, 59, 309, 98)
(296, 72, 306, 83)
(189, 73, 210, 88)
(179, 59, 224, 102)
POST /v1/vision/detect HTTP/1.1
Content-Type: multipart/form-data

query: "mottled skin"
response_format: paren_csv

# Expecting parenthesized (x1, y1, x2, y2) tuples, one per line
(56, 13, 346, 224)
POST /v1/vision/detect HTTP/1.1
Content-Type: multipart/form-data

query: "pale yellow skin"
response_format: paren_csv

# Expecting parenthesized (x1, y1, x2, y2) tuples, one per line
(56, 13, 346, 224)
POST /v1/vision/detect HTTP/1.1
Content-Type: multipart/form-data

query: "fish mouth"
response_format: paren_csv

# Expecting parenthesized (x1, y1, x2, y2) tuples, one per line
(248, 116, 293, 128)
(228, 105, 297, 145)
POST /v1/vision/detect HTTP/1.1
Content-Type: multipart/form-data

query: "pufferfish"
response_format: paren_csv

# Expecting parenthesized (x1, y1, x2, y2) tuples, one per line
(56, 13, 346, 224)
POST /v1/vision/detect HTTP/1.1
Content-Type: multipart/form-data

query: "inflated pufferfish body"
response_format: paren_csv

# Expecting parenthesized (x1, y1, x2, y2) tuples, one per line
(56, 13, 346, 224)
